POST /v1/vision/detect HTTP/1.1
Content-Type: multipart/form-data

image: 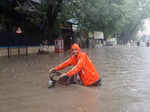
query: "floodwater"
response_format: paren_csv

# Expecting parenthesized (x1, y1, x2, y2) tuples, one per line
(0, 47, 150, 112)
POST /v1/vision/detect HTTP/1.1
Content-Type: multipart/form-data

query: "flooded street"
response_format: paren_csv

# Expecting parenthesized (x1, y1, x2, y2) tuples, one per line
(0, 47, 150, 112)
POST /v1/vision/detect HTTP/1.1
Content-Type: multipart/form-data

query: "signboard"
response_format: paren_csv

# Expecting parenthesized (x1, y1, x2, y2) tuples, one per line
(94, 32, 104, 39)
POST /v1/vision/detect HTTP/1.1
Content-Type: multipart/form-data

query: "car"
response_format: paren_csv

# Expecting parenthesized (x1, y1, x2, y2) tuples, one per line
(105, 40, 117, 46)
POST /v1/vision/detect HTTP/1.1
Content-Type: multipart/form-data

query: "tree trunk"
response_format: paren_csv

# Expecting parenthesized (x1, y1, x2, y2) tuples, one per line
(46, 0, 63, 44)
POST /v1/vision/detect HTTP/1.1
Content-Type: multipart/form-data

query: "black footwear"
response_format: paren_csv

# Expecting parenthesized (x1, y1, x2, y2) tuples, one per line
(91, 79, 102, 86)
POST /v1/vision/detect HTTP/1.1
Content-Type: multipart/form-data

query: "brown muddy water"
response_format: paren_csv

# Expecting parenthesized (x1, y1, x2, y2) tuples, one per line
(0, 47, 150, 112)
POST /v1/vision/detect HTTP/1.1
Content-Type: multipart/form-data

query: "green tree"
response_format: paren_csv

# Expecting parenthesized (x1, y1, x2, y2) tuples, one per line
(62, 0, 124, 39)
(62, 0, 150, 41)
(119, 0, 150, 41)
(2, 0, 150, 42)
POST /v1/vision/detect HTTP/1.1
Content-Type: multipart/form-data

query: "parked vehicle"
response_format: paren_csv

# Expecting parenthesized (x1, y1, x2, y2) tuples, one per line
(105, 38, 117, 46)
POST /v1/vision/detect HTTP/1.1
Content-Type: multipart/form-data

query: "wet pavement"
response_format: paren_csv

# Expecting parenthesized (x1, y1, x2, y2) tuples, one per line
(0, 47, 150, 112)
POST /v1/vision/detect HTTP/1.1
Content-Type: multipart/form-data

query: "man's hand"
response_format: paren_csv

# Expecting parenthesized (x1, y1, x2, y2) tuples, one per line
(58, 73, 67, 79)
(49, 68, 56, 74)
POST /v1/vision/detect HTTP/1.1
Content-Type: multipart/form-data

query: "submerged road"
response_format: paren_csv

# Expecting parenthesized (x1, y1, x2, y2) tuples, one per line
(0, 47, 150, 112)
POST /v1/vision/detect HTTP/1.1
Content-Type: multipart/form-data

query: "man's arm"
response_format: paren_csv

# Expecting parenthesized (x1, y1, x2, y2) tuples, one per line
(67, 56, 85, 77)
(55, 56, 73, 71)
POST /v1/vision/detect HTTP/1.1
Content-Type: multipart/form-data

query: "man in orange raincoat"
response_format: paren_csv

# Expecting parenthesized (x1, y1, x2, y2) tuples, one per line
(49, 43, 101, 86)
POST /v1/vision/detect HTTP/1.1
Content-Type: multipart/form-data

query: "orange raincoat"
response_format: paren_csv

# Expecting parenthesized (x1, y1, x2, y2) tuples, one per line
(55, 43, 100, 86)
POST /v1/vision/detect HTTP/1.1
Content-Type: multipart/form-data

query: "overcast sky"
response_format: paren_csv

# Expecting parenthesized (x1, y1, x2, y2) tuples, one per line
(142, 19, 150, 35)
(137, 19, 150, 38)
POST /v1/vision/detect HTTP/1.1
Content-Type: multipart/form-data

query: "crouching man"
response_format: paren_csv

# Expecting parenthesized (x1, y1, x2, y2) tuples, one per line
(49, 43, 101, 86)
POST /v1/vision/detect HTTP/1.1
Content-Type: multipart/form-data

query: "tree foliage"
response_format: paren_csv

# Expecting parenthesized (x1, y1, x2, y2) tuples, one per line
(61, 0, 150, 40)
(1, 0, 150, 41)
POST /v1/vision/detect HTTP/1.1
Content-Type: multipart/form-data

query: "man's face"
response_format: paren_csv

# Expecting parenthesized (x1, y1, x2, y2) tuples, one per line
(72, 48, 78, 56)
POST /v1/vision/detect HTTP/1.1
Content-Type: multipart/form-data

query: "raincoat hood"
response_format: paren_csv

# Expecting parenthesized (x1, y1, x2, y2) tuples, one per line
(71, 43, 81, 52)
